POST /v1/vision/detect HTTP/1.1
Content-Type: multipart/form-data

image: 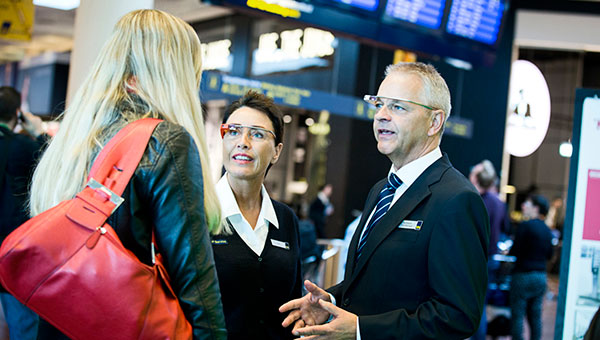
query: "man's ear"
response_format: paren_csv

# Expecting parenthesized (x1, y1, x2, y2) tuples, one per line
(428, 110, 445, 136)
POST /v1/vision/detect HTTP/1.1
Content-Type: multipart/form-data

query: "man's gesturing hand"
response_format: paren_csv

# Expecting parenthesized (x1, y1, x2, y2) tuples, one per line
(292, 299, 357, 340)
(279, 280, 331, 331)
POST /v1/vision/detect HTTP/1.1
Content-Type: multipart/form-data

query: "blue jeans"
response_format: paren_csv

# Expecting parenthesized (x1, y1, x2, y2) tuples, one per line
(0, 292, 39, 340)
(510, 271, 546, 340)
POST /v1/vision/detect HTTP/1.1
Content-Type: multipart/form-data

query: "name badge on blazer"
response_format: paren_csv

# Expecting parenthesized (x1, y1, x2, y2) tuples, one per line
(211, 239, 228, 245)
(271, 239, 290, 250)
(398, 220, 423, 230)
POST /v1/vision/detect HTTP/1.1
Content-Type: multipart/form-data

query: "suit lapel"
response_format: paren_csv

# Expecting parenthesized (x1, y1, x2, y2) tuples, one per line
(345, 179, 386, 280)
(345, 155, 452, 290)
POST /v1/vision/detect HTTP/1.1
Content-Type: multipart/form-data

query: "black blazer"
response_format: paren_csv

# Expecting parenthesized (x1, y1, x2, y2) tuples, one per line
(309, 196, 327, 238)
(0, 126, 46, 242)
(212, 200, 302, 340)
(330, 155, 489, 339)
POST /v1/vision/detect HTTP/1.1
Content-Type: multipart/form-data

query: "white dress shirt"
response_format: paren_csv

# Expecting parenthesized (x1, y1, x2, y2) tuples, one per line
(354, 147, 442, 340)
(357, 147, 442, 242)
(216, 174, 279, 256)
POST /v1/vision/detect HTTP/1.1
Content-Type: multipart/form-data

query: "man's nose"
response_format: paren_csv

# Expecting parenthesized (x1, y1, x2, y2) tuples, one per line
(374, 105, 391, 121)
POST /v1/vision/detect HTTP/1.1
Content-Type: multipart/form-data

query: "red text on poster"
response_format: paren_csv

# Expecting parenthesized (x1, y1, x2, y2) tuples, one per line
(583, 169, 600, 241)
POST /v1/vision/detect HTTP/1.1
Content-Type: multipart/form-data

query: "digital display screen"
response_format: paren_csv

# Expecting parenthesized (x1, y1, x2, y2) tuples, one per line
(332, 0, 379, 11)
(446, 0, 505, 44)
(202, 0, 509, 66)
(384, 0, 446, 29)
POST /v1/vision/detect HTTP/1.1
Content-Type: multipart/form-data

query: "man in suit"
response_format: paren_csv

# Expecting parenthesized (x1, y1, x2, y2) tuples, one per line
(309, 184, 334, 238)
(280, 62, 489, 339)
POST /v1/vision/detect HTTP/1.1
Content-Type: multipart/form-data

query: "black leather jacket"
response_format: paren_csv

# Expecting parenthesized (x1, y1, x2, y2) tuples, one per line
(37, 121, 227, 340)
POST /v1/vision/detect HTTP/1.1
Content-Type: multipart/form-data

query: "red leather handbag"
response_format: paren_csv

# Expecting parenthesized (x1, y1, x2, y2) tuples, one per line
(0, 118, 192, 340)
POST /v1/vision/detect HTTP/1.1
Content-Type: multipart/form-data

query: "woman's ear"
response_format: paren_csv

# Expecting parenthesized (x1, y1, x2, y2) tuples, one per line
(271, 143, 284, 164)
(126, 75, 138, 93)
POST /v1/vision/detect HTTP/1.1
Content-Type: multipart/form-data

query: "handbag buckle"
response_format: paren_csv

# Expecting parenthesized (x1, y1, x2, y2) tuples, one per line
(87, 178, 125, 213)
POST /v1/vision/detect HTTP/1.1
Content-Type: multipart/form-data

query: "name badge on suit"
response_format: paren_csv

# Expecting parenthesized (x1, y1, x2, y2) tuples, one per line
(398, 220, 423, 230)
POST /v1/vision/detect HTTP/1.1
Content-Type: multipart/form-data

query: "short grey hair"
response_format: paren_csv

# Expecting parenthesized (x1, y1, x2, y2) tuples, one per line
(476, 160, 497, 190)
(385, 62, 452, 134)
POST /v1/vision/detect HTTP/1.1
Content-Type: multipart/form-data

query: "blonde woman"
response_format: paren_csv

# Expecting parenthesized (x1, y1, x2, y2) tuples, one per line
(30, 10, 226, 340)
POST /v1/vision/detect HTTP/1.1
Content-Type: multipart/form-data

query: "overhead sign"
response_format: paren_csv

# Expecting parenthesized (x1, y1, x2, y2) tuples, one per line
(0, 0, 34, 41)
(384, 0, 446, 29)
(504, 60, 551, 157)
(203, 0, 510, 67)
(201, 39, 233, 72)
(446, 0, 505, 44)
(246, 0, 313, 18)
(201, 71, 472, 138)
(252, 27, 336, 76)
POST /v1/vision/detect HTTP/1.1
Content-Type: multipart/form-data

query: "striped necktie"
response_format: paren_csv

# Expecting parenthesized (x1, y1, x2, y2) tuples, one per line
(356, 173, 402, 260)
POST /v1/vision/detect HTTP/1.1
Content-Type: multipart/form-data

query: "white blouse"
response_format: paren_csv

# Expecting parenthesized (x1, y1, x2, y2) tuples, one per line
(215, 174, 279, 255)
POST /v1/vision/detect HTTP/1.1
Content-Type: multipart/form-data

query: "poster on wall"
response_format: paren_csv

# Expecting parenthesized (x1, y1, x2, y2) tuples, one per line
(557, 89, 600, 339)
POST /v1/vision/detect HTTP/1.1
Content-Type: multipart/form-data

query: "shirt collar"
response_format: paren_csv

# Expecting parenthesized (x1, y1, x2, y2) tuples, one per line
(389, 147, 442, 187)
(0, 123, 12, 131)
(317, 191, 329, 205)
(216, 174, 279, 229)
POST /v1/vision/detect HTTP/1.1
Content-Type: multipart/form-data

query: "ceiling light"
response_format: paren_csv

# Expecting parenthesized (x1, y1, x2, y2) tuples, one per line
(34, 0, 80, 10)
(559, 140, 573, 158)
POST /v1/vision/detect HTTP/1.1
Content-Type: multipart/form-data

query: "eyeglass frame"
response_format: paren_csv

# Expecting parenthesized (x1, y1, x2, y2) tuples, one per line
(220, 123, 276, 140)
(363, 95, 439, 112)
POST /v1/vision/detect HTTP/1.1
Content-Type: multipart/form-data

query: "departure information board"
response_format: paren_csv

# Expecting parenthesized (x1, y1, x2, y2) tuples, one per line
(332, 0, 380, 11)
(446, 0, 505, 44)
(384, 0, 446, 29)
(202, 0, 510, 66)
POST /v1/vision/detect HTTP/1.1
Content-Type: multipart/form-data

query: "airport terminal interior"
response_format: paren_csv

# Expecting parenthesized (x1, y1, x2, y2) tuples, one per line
(2, 0, 600, 339)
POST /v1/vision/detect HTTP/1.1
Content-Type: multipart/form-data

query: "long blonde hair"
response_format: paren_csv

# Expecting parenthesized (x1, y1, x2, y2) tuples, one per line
(30, 9, 221, 234)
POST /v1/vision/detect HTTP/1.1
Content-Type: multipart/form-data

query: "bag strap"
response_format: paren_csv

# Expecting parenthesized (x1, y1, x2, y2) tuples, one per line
(83, 118, 165, 266)
(87, 118, 162, 196)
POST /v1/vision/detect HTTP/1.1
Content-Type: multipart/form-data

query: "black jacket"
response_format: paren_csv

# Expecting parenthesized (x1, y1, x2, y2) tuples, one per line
(0, 125, 46, 242)
(510, 218, 553, 273)
(330, 155, 489, 339)
(37, 121, 227, 340)
(309, 196, 327, 238)
(211, 200, 302, 339)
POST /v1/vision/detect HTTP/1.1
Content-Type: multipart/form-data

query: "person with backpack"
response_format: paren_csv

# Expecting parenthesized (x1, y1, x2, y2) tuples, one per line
(27, 10, 226, 339)
(0, 86, 46, 340)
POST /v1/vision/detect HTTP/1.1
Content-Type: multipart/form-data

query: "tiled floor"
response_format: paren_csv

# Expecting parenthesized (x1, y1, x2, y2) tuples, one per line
(486, 273, 559, 340)
(0, 275, 563, 340)
(541, 274, 559, 340)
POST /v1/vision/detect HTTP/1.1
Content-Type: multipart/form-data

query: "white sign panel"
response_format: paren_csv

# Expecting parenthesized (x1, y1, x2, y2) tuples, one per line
(561, 94, 600, 339)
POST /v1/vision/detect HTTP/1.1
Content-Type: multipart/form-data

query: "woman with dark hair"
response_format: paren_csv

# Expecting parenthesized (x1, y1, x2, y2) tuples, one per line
(211, 90, 302, 339)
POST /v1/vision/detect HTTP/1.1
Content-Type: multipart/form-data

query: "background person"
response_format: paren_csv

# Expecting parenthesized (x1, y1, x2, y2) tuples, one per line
(470, 159, 510, 256)
(469, 159, 510, 340)
(29, 10, 226, 339)
(212, 91, 302, 339)
(509, 194, 553, 340)
(309, 184, 334, 238)
(0, 86, 47, 340)
(280, 62, 489, 339)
